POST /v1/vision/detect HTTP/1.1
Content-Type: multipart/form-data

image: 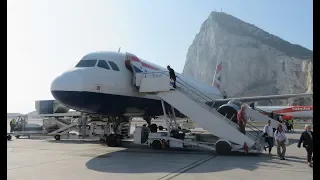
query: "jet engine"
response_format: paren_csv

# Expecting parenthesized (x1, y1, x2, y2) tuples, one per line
(216, 102, 241, 124)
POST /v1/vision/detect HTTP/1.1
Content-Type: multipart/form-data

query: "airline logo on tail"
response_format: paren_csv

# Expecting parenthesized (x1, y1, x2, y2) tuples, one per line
(212, 59, 222, 91)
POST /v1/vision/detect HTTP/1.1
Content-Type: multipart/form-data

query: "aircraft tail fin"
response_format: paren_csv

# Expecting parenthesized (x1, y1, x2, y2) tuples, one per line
(212, 58, 227, 98)
(212, 59, 222, 91)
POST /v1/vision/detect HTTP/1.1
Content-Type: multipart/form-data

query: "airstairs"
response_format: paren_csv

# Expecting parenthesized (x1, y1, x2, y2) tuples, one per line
(131, 70, 263, 153)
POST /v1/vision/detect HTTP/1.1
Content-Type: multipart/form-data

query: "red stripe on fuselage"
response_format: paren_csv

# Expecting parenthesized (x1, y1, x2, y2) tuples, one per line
(273, 106, 313, 114)
(128, 55, 159, 70)
(129, 55, 140, 62)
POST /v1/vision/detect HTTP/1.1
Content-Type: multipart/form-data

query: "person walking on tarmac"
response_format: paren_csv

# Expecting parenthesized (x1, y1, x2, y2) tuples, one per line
(297, 124, 313, 167)
(263, 120, 274, 154)
(274, 124, 287, 160)
(167, 65, 176, 88)
(237, 105, 248, 135)
(10, 119, 16, 133)
(289, 118, 294, 132)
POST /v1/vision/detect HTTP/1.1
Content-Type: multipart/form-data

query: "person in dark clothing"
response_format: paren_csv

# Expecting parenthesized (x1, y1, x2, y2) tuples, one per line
(167, 65, 176, 88)
(269, 112, 274, 119)
(263, 120, 274, 154)
(297, 124, 313, 167)
(249, 102, 255, 110)
(10, 119, 16, 133)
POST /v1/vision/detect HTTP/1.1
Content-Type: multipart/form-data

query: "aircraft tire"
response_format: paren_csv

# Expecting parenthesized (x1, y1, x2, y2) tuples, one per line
(114, 134, 122, 147)
(151, 140, 162, 150)
(215, 140, 232, 155)
(106, 134, 122, 147)
(106, 134, 115, 147)
(54, 135, 61, 140)
(7, 135, 12, 141)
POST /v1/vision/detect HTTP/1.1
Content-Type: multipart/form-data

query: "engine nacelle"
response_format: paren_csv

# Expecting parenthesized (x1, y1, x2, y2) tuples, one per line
(217, 103, 241, 124)
(227, 100, 242, 108)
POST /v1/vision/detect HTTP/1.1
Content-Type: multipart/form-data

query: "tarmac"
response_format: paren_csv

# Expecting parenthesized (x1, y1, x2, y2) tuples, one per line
(8, 130, 313, 180)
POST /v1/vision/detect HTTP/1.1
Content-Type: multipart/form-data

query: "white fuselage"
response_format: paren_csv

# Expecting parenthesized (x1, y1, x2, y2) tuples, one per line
(50, 51, 223, 117)
(50, 51, 312, 119)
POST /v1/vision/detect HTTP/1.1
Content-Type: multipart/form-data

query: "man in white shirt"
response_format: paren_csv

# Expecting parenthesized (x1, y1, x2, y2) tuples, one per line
(274, 124, 287, 160)
(263, 120, 274, 154)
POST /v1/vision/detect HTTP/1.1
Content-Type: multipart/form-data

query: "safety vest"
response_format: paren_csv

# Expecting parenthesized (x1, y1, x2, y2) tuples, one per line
(289, 119, 293, 125)
(10, 119, 15, 126)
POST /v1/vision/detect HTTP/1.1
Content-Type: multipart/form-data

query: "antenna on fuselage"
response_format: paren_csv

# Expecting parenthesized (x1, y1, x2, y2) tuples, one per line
(118, 47, 121, 52)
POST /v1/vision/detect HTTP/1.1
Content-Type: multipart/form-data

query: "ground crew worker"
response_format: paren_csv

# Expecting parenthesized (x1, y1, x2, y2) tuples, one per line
(285, 119, 291, 132)
(237, 105, 247, 134)
(289, 118, 294, 132)
(167, 65, 176, 88)
(10, 119, 16, 132)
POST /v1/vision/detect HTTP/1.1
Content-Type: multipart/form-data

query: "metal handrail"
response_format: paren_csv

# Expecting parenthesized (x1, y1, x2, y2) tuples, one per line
(141, 71, 213, 102)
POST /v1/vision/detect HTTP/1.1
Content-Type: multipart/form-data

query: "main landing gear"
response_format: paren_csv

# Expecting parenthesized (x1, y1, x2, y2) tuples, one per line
(105, 116, 130, 147)
(106, 134, 122, 147)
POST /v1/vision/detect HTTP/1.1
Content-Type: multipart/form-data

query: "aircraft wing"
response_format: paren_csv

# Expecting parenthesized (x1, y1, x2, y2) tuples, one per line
(213, 92, 313, 103)
(37, 112, 82, 117)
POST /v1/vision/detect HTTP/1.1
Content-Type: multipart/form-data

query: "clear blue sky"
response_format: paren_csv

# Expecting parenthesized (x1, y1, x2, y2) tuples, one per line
(8, 0, 313, 113)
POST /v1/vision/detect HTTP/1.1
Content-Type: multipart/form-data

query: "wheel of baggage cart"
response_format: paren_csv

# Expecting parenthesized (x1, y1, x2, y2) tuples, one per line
(151, 140, 162, 150)
(7, 134, 12, 141)
(54, 135, 61, 140)
(215, 140, 232, 155)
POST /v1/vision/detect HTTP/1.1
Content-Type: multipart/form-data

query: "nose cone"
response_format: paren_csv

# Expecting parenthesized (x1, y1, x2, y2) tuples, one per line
(51, 71, 83, 91)
(51, 70, 83, 104)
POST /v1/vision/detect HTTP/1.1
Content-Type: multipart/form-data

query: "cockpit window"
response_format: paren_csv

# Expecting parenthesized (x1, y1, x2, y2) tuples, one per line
(75, 60, 97, 67)
(108, 61, 120, 71)
(97, 60, 110, 70)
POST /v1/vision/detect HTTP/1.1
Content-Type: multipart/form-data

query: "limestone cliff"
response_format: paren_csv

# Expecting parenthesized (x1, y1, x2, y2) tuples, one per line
(183, 11, 313, 105)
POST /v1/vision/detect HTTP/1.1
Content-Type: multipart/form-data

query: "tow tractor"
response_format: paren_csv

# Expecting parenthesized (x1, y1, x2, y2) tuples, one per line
(133, 101, 218, 153)
(133, 125, 214, 151)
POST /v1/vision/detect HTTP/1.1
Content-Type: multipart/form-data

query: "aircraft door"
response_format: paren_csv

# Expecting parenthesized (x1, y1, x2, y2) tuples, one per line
(125, 52, 144, 87)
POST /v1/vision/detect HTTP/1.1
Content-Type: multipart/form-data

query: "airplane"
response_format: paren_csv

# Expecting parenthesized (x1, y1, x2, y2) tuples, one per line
(255, 105, 313, 119)
(50, 51, 312, 140)
(211, 56, 313, 120)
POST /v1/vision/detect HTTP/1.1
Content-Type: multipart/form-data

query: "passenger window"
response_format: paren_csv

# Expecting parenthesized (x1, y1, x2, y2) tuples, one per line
(97, 60, 110, 70)
(75, 60, 97, 67)
(108, 61, 120, 71)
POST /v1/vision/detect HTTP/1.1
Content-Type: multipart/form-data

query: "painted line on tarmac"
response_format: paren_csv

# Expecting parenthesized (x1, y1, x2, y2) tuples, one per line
(157, 154, 218, 180)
